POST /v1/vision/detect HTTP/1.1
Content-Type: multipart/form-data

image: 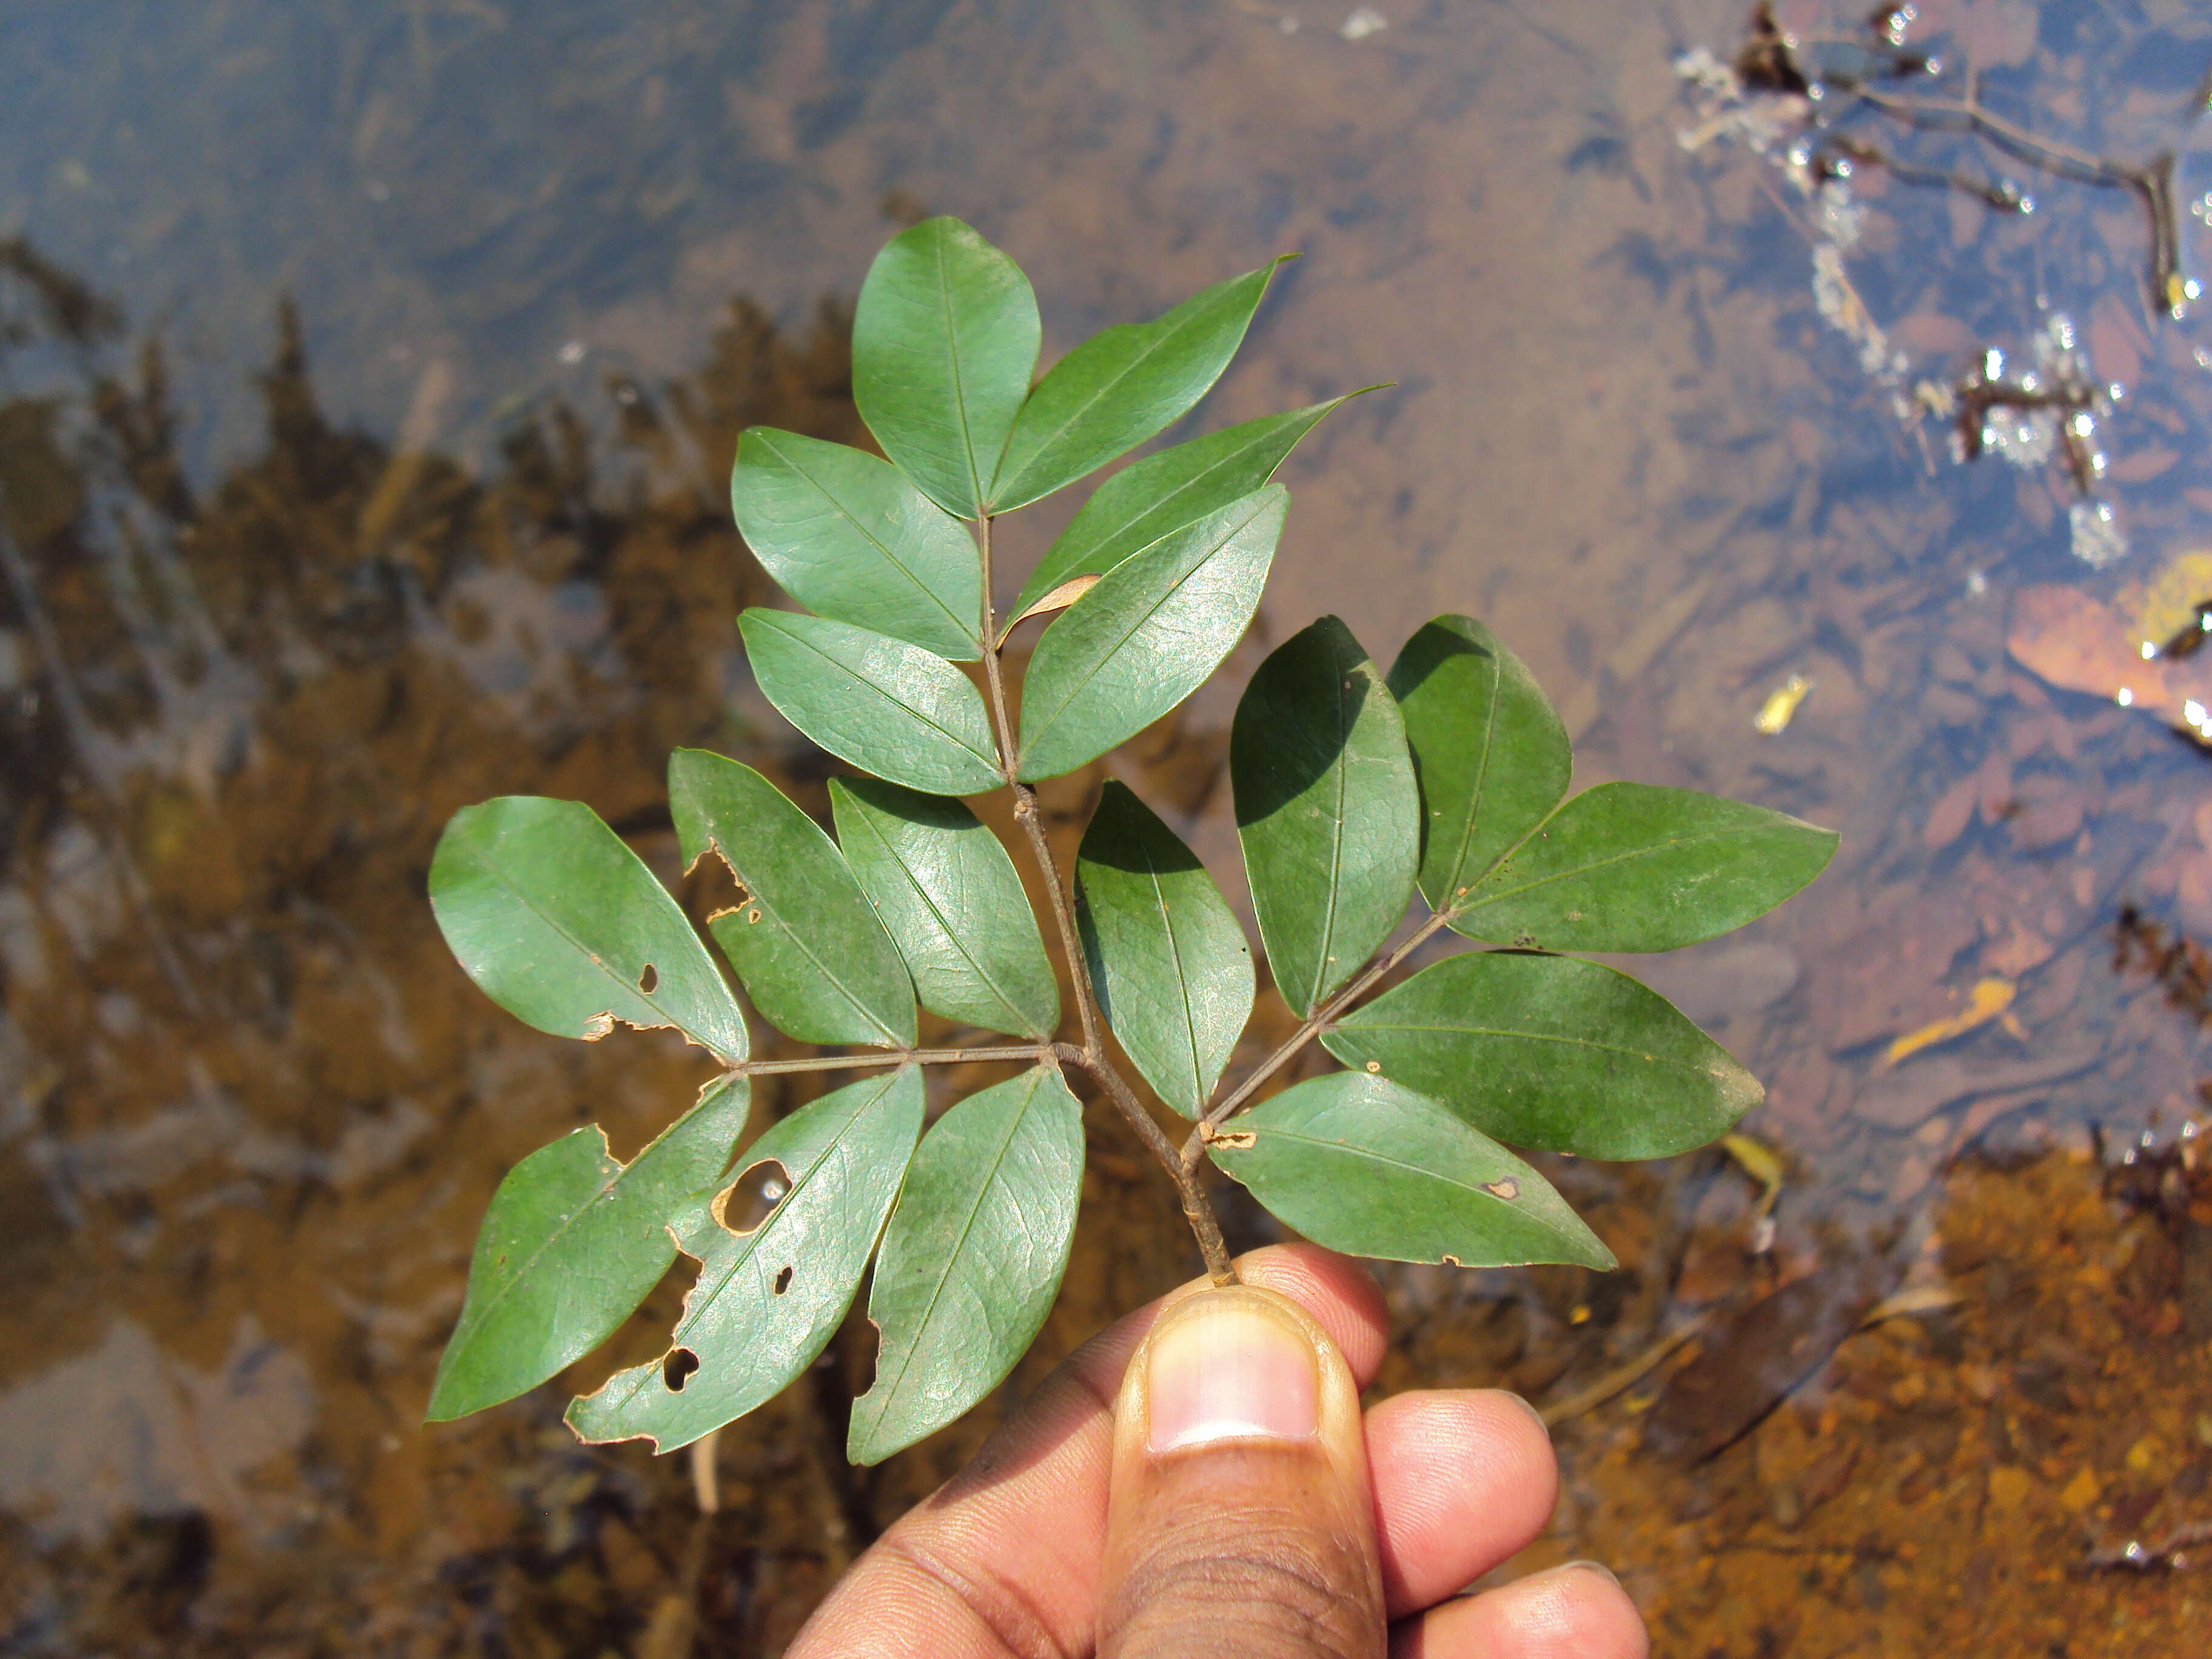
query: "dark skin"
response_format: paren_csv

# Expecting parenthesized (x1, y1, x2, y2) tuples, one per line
(789, 1244, 1649, 1659)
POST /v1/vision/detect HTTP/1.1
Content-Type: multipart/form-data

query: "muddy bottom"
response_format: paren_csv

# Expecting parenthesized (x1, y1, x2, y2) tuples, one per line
(1378, 1142, 2212, 1656)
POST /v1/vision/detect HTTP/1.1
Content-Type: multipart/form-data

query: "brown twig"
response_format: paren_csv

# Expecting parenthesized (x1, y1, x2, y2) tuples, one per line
(974, 512, 1236, 1284)
(729, 1044, 1052, 1078)
(1187, 907, 1457, 1155)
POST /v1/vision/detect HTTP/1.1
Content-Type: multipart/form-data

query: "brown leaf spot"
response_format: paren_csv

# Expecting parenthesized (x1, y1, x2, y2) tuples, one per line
(1212, 1130, 1257, 1150)
(1483, 1178, 1520, 1200)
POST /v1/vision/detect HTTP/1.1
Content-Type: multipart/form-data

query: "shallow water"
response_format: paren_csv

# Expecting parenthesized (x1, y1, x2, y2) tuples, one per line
(7, 1, 2212, 1651)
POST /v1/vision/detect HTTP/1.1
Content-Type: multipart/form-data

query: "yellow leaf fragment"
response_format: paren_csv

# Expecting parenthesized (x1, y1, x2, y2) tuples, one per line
(1752, 674, 1814, 736)
(1882, 977, 2015, 1067)
(1720, 1131, 1786, 1219)
(997, 573, 1102, 646)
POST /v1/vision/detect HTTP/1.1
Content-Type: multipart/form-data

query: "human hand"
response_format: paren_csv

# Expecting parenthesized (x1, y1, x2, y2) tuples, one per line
(788, 1244, 1647, 1658)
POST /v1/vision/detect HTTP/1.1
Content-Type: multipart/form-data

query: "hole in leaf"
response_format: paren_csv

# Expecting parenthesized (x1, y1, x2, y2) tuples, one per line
(713, 1160, 793, 1236)
(1482, 1178, 1520, 1200)
(852, 1317, 882, 1398)
(772, 1264, 794, 1295)
(662, 1348, 700, 1392)
(637, 962, 658, 994)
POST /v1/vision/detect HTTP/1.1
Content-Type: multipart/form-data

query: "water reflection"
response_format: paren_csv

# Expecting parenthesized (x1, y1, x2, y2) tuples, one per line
(8, 0, 2212, 1652)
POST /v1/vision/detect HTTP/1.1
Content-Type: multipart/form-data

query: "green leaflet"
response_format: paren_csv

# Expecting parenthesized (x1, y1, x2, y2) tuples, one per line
(740, 609, 1003, 797)
(1075, 782, 1253, 1118)
(1387, 614, 1571, 914)
(1014, 486, 1282, 782)
(430, 796, 748, 1065)
(1232, 617, 1420, 1017)
(1322, 951, 1762, 1158)
(1452, 782, 1839, 953)
(568, 1067, 924, 1452)
(729, 429, 983, 659)
(669, 749, 917, 1048)
(988, 258, 1292, 512)
(1208, 1072, 1614, 1270)
(846, 1067, 1084, 1464)
(830, 777, 1059, 1040)
(1011, 394, 1363, 619)
(426, 1079, 752, 1421)
(853, 216, 1040, 520)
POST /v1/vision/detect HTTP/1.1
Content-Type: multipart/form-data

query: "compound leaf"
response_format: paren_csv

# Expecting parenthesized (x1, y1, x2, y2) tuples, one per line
(670, 749, 916, 1048)
(431, 796, 748, 1065)
(1012, 394, 1362, 618)
(730, 429, 982, 659)
(740, 609, 1002, 797)
(830, 777, 1059, 1040)
(1322, 951, 1761, 1158)
(1232, 617, 1419, 1017)
(426, 1078, 752, 1421)
(1452, 782, 1838, 953)
(853, 216, 1039, 520)
(846, 1066, 1083, 1464)
(568, 1066, 923, 1452)
(988, 258, 1292, 512)
(1075, 782, 1253, 1117)
(1387, 615, 1570, 914)
(1207, 1072, 1614, 1269)
(1015, 485, 1282, 782)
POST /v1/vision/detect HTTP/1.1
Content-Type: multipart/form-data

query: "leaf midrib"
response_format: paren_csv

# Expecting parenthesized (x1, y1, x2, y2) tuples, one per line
(1308, 638, 1356, 1013)
(862, 1073, 1040, 1436)
(444, 1087, 736, 1392)
(760, 432, 976, 647)
(857, 811, 1042, 1037)
(769, 617, 998, 776)
(1438, 648, 1505, 900)
(1140, 839, 1208, 1110)
(1461, 824, 1776, 913)
(1019, 497, 1268, 763)
(679, 1072, 899, 1342)
(469, 835, 739, 1061)
(711, 829, 905, 1049)
(993, 283, 1242, 505)
(1338, 1016, 1720, 1076)
(1239, 1123, 1586, 1252)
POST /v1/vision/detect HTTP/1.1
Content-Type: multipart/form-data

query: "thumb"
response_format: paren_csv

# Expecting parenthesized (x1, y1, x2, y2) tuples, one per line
(1096, 1284, 1384, 1659)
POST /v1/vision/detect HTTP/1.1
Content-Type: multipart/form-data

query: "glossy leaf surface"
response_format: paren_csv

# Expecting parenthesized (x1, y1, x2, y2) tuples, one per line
(830, 777, 1059, 1040)
(1013, 394, 1356, 618)
(846, 1067, 1083, 1464)
(1321, 951, 1761, 1158)
(426, 1079, 752, 1421)
(740, 609, 1002, 797)
(1075, 782, 1253, 1117)
(1387, 614, 1570, 914)
(1453, 782, 1838, 953)
(1232, 617, 1420, 1016)
(1015, 486, 1282, 781)
(729, 429, 982, 659)
(431, 796, 748, 1064)
(988, 258, 1289, 512)
(1208, 1073, 1614, 1269)
(853, 216, 1039, 519)
(568, 1067, 923, 1452)
(670, 749, 916, 1048)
